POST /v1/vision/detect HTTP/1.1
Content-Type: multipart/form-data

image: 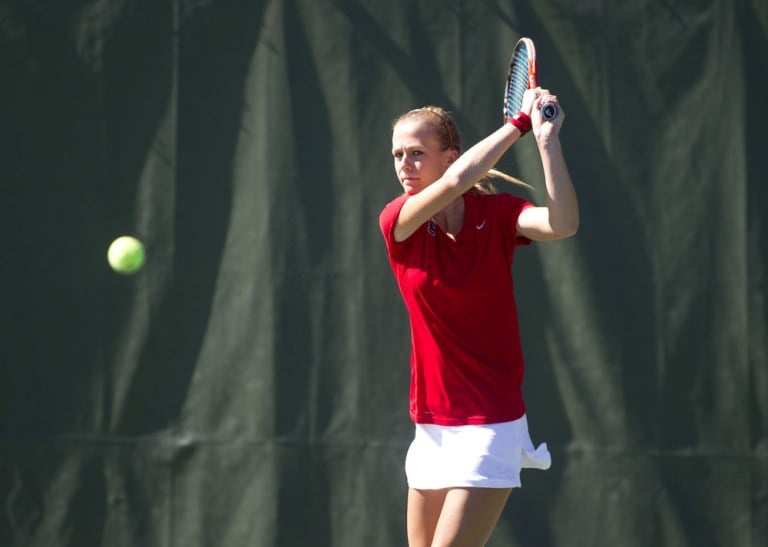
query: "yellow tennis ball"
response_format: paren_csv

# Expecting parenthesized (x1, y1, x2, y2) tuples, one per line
(107, 236, 146, 274)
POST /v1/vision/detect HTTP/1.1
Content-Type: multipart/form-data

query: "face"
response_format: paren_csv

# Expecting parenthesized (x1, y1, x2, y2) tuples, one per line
(391, 120, 457, 195)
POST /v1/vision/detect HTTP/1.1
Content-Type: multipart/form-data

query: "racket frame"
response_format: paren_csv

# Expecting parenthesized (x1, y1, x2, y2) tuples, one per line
(503, 38, 536, 122)
(504, 37, 558, 122)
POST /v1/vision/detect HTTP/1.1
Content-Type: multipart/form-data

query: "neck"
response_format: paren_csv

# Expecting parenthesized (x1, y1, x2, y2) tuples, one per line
(433, 195, 465, 235)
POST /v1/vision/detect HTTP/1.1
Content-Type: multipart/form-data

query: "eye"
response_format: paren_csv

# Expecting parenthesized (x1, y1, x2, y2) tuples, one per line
(393, 151, 403, 159)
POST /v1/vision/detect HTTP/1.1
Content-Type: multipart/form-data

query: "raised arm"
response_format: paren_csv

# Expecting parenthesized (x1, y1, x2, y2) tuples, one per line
(392, 92, 537, 242)
(393, 124, 522, 241)
(517, 92, 579, 241)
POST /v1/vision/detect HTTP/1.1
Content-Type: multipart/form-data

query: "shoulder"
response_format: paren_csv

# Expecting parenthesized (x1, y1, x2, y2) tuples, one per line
(379, 194, 408, 229)
(379, 194, 411, 249)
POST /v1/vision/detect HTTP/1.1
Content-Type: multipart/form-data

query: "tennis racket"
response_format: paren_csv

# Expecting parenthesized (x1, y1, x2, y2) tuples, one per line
(503, 37, 558, 122)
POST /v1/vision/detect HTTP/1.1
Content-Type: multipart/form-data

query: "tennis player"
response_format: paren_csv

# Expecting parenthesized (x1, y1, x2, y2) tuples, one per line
(379, 87, 578, 547)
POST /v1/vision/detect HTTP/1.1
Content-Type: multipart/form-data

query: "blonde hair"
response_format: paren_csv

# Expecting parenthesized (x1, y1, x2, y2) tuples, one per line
(392, 105, 532, 192)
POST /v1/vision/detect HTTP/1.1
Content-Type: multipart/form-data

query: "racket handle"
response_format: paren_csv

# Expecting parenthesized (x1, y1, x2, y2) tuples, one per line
(540, 102, 558, 121)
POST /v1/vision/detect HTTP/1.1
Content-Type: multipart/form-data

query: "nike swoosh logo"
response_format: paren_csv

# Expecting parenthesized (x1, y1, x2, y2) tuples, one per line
(476, 220, 486, 230)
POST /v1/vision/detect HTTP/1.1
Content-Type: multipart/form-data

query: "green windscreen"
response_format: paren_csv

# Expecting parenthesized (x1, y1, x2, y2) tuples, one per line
(1, 1, 766, 546)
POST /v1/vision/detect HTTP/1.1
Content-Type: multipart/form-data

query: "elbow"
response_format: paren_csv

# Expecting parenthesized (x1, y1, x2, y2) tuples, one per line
(566, 215, 580, 236)
(433, 174, 467, 198)
(440, 174, 463, 192)
(553, 215, 579, 239)
(559, 201, 580, 237)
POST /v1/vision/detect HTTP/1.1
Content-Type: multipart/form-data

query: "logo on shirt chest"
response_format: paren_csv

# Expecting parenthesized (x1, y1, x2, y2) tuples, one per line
(427, 218, 487, 238)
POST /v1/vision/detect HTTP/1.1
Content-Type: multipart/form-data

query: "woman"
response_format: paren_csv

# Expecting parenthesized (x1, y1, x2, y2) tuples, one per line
(379, 87, 578, 547)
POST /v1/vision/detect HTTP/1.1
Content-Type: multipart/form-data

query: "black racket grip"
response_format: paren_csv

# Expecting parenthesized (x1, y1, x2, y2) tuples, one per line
(540, 102, 558, 121)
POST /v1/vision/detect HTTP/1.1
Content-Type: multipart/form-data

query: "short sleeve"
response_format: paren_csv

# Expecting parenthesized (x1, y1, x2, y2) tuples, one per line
(496, 193, 535, 246)
(379, 194, 410, 255)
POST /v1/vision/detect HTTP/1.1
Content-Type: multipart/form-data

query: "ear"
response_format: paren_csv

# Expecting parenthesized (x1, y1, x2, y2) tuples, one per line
(446, 150, 459, 165)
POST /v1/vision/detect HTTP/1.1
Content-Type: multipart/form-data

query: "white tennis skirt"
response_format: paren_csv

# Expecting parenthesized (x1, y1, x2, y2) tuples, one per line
(404, 414, 551, 489)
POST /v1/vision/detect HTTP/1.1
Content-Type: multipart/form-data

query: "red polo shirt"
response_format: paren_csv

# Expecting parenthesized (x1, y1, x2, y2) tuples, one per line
(380, 192, 534, 425)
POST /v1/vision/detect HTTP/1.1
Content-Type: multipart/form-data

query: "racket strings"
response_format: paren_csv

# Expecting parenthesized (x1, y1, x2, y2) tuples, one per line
(505, 48, 529, 119)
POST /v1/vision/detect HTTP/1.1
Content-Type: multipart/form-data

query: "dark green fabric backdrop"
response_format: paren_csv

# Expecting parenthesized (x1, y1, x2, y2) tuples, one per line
(1, 1, 766, 545)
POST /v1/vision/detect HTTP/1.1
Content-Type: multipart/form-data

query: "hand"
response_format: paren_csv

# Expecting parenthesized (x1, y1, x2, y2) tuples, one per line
(533, 89, 564, 141)
(520, 87, 538, 117)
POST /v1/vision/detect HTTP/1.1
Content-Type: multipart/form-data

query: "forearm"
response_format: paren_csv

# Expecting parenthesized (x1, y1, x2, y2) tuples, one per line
(538, 136, 579, 236)
(441, 123, 521, 192)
